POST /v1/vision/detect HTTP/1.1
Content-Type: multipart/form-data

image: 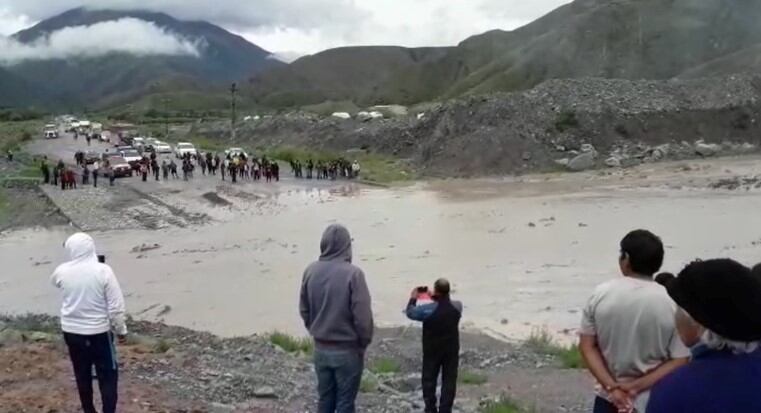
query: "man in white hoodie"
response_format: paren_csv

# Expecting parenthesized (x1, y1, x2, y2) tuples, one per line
(51, 233, 127, 413)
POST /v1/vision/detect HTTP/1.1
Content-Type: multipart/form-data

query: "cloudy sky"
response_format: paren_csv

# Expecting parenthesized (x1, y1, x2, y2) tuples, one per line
(0, 0, 570, 61)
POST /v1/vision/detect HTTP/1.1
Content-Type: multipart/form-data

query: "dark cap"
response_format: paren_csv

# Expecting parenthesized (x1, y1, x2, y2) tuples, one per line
(656, 259, 761, 342)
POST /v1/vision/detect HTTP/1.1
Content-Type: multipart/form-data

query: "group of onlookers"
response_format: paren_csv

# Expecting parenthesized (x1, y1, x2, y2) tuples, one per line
(290, 158, 361, 180)
(579, 229, 761, 413)
(47, 227, 761, 413)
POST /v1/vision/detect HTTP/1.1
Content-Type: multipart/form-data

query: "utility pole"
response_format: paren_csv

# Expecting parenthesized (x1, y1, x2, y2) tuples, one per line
(230, 82, 238, 141)
(163, 98, 170, 138)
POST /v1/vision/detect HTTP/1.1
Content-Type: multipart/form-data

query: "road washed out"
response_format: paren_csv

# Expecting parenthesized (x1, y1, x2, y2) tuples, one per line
(2, 155, 761, 342)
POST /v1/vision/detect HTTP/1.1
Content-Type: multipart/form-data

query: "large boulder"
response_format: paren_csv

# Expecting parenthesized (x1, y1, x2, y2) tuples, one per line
(605, 156, 622, 168)
(331, 112, 351, 120)
(651, 144, 670, 160)
(567, 151, 596, 171)
(695, 142, 720, 157)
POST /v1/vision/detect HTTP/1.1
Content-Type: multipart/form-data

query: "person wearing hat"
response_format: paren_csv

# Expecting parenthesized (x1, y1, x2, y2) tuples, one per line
(579, 230, 690, 413)
(647, 259, 761, 412)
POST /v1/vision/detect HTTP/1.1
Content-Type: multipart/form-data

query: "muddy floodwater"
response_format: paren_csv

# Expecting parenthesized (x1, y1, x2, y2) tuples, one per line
(3, 154, 761, 342)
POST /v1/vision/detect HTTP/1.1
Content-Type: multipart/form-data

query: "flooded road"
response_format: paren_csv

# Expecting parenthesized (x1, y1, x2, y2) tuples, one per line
(3, 142, 761, 342)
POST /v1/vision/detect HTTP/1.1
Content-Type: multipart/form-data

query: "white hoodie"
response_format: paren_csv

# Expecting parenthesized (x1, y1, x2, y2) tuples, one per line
(50, 233, 127, 336)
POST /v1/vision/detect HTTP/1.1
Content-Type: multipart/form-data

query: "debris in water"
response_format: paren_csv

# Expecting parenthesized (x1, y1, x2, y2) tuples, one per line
(202, 192, 233, 207)
(157, 305, 172, 317)
(528, 222, 536, 228)
(131, 243, 161, 253)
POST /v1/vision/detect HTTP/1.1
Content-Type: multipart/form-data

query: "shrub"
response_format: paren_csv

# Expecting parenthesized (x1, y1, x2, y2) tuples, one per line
(369, 357, 401, 374)
(359, 374, 379, 393)
(481, 397, 534, 413)
(524, 328, 584, 369)
(153, 339, 171, 354)
(614, 124, 629, 137)
(269, 331, 313, 354)
(554, 111, 579, 132)
(459, 370, 488, 385)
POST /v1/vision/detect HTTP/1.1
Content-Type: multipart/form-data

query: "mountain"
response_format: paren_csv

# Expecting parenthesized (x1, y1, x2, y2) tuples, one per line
(249, 0, 761, 107)
(1, 8, 284, 109)
(248, 46, 452, 107)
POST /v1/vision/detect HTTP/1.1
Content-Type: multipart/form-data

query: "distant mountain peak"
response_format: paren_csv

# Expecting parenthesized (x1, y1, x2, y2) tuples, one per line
(0, 7, 284, 109)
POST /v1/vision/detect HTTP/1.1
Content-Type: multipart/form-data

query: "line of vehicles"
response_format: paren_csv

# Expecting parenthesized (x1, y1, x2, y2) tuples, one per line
(77, 134, 252, 180)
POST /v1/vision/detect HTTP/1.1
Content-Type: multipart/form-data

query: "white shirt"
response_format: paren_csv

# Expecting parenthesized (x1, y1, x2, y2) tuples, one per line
(581, 276, 690, 411)
(51, 233, 127, 336)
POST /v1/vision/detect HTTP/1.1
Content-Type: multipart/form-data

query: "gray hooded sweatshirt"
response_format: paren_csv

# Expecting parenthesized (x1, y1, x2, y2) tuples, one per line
(300, 225, 374, 351)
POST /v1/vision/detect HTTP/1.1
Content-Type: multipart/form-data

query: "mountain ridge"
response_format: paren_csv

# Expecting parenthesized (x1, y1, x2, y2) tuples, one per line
(1, 7, 284, 110)
(248, 0, 761, 107)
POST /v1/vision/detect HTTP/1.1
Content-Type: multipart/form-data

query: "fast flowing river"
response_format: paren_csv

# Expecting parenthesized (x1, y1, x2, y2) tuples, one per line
(2, 155, 761, 342)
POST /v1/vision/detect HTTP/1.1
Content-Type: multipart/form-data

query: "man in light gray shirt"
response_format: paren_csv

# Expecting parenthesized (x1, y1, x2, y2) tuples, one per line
(580, 230, 689, 413)
(300, 224, 374, 413)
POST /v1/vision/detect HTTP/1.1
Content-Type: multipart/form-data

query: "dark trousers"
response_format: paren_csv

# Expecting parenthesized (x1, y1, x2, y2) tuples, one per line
(593, 397, 618, 413)
(422, 348, 459, 413)
(63, 332, 119, 413)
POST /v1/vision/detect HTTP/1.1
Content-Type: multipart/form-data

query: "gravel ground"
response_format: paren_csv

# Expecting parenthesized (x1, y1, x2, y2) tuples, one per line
(0, 314, 591, 413)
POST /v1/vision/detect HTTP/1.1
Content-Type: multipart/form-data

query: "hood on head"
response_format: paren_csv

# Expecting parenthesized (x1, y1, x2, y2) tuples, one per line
(319, 224, 352, 262)
(64, 232, 98, 262)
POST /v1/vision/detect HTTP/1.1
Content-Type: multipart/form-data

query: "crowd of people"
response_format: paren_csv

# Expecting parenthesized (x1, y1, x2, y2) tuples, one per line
(42, 148, 368, 190)
(48, 226, 761, 413)
(289, 158, 361, 180)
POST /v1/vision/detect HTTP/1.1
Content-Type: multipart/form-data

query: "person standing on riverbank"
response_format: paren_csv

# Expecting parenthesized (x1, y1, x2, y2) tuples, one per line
(580, 230, 689, 413)
(300, 224, 374, 413)
(50, 233, 127, 413)
(40, 157, 50, 184)
(406, 279, 463, 413)
(647, 259, 761, 413)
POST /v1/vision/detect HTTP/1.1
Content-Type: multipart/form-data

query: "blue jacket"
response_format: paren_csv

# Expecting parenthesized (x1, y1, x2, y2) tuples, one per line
(647, 345, 761, 413)
(406, 297, 463, 353)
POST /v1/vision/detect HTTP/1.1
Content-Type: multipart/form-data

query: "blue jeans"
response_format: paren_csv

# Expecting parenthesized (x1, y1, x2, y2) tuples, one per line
(593, 396, 618, 413)
(314, 349, 364, 413)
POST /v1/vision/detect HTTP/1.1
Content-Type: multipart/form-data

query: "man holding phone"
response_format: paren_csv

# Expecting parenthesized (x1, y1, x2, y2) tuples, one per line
(405, 279, 463, 413)
(51, 233, 127, 413)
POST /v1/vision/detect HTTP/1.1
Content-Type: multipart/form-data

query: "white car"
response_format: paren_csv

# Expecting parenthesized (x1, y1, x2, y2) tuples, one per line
(225, 147, 248, 159)
(131, 137, 146, 151)
(174, 142, 197, 158)
(153, 140, 172, 154)
(118, 147, 142, 166)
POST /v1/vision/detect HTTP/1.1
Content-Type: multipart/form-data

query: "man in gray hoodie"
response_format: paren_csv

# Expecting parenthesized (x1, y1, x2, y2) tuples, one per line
(300, 224, 374, 413)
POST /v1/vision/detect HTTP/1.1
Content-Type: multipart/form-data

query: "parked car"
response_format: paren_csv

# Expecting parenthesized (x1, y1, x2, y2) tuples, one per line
(44, 129, 58, 139)
(132, 137, 146, 152)
(142, 138, 159, 152)
(104, 156, 133, 177)
(118, 147, 143, 168)
(224, 147, 248, 159)
(83, 151, 101, 165)
(153, 140, 172, 154)
(174, 142, 197, 158)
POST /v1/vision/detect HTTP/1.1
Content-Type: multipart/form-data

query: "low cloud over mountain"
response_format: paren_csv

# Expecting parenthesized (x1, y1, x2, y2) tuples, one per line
(0, 17, 201, 65)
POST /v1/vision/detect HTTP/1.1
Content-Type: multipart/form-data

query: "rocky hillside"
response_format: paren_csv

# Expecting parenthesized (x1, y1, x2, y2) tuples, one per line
(248, 46, 452, 107)
(199, 75, 761, 177)
(1, 8, 283, 109)
(249, 0, 761, 107)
